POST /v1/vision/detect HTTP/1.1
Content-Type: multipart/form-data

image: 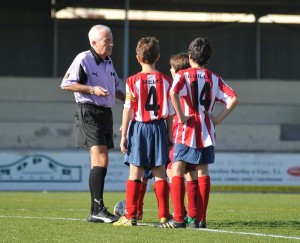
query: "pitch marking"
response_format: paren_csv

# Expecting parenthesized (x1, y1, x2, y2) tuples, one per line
(0, 215, 299, 240)
(0, 215, 85, 221)
(200, 228, 300, 241)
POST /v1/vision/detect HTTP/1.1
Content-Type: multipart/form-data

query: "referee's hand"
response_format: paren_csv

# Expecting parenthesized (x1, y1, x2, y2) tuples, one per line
(94, 86, 110, 96)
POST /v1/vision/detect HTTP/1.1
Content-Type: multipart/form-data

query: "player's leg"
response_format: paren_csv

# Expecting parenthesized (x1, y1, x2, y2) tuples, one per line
(166, 163, 173, 218)
(166, 149, 173, 214)
(172, 143, 194, 226)
(127, 164, 144, 219)
(116, 173, 148, 220)
(113, 164, 144, 226)
(166, 166, 172, 182)
(145, 119, 173, 226)
(196, 164, 210, 228)
(185, 169, 198, 228)
(167, 150, 187, 221)
(196, 145, 214, 228)
(155, 160, 186, 228)
(137, 174, 149, 220)
(171, 160, 186, 223)
(152, 165, 171, 222)
(136, 176, 148, 221)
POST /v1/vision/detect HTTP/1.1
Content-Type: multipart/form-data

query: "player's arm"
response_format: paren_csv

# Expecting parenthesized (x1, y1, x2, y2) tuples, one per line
(206, 95, 238, 125)
(170, 90, 193, 124)
(120, 107, 132, 153)
(166, 115, 174, 149)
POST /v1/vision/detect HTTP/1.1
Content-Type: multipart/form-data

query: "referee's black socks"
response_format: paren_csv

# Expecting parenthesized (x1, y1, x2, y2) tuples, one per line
(91, 166, 107, 214)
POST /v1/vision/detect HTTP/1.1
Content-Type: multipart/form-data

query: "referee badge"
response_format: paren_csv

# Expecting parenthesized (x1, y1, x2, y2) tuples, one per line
(63, 73, 70, 80)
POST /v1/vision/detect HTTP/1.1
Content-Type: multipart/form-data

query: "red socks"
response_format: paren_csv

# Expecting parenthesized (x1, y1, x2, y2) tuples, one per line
(125, 180, 141, 219)
(125, 176, 210, 222)
(171, 176, 185, 222)
(154, 180, 170, 219)
(137, 182, 147, 220)
(197, 175, 210, 222)
(186, 180, 198, 219)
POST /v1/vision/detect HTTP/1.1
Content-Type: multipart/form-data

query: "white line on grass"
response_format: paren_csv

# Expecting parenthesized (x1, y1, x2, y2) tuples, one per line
(137, 222, 300, 241)
(1, 215, 299, 241)
(0, 215, 86, 221)
(200, 228, 300, 241)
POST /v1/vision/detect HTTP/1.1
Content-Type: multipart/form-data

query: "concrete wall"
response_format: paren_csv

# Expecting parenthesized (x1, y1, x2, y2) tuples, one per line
(0, 77, 300, 152)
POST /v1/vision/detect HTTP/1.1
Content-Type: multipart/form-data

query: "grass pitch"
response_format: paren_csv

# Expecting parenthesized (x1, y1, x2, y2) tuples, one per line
(0, 191, 299, 242)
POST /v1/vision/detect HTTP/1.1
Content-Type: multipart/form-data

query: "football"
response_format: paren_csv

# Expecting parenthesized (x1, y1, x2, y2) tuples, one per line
(113, 200, 126, 216)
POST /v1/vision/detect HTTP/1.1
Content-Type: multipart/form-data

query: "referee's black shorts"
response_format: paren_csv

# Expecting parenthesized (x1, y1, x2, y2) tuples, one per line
(75, 103, 114, 149)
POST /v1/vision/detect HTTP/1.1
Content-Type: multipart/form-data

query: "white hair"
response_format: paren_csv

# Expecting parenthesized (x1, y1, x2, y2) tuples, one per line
(88, 25, 111, 46)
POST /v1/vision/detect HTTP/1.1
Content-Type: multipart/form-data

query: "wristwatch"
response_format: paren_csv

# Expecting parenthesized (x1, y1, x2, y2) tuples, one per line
(90, 86, 94, 95)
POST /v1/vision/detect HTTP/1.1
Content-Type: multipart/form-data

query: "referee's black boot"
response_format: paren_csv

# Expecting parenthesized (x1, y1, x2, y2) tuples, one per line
(91, 206, 119, 223)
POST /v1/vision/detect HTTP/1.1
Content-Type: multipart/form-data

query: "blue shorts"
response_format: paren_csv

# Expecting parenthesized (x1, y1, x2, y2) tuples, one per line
(142, 169, 153, 179)
(173, 144, 215, 165)
(124, 120, 170, 169)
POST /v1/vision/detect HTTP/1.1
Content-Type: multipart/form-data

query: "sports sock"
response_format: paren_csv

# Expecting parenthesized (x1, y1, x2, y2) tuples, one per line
(198, 175, 211, 222)
(154, 180, 170, 219)
(137, 182, 147, 219)
(169, 182, 172, 198)
(89, 170, 94, 213)
(186, 180, 198, 219)
(196, 183, 202, 222)
(169, 182, 173, 215)
(171, 176, 185, 222)
(125, 180, 141, 219)
(91, 166, 107, 214)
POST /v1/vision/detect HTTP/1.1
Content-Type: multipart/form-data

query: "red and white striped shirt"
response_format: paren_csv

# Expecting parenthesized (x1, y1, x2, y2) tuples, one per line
(124, 72, 175, 122)
(171, 67, 237, 149)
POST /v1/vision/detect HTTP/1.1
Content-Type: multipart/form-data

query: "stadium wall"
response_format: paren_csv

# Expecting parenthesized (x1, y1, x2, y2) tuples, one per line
(0, 77, 299, 152)
(0, 77, 299, 192)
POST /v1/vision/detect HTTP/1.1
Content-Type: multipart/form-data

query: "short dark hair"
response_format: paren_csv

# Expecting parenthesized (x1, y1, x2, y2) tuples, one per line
(136, 37, 159, 65)
(188, 37, 212, 66)
(170, 53, 190, 73)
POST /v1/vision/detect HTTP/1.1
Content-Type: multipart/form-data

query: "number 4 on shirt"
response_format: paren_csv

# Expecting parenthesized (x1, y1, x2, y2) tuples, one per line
(145, 86, 160, 116)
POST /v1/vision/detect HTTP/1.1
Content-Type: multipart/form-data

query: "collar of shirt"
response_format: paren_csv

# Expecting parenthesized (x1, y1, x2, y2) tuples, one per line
(90, 48, 110, 65)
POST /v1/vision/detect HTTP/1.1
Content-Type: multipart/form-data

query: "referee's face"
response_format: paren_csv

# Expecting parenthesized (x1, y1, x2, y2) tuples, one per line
(94, 30, 114, 59)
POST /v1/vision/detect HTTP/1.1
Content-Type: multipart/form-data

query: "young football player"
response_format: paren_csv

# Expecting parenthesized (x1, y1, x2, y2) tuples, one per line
(113, 37, 174, 226)
(161, 37, 238, 228)
(166, 53, 201, 228)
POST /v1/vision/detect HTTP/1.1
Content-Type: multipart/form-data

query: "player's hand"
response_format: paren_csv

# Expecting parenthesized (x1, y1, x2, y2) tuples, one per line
(120, 137, 128, 154)
(94, 86, 110, 96)
(178, 114, 194, 124)
(205, 111, 217, 125)
(168, 137, 174, 150)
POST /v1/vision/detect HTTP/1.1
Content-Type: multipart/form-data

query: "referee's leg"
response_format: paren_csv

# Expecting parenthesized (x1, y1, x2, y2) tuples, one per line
(90, 145, 108, 210)
(89, 145, 119, 222)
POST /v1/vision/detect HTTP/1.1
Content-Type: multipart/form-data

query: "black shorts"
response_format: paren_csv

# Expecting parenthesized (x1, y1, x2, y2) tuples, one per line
(75, 103, 114, 149)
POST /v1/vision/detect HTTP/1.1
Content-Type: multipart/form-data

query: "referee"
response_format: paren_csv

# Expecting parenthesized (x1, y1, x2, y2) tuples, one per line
(60, 25, 125, 223)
